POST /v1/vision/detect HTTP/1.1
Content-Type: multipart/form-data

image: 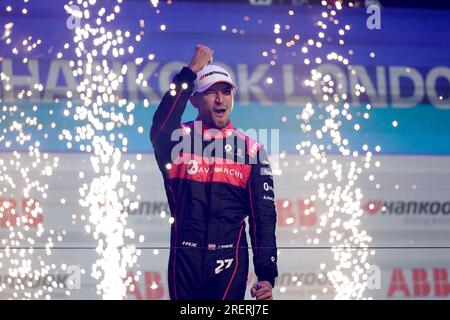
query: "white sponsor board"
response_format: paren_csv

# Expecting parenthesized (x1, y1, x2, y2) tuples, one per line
(1, 152, 450, 299)
(1, 247, 449, 300)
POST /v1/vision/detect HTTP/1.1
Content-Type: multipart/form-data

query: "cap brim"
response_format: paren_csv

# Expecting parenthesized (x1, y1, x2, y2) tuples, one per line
(195, 80, 238, 93)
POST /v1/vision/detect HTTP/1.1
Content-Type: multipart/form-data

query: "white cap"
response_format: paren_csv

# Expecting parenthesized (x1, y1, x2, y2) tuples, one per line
(193, 64, 237, 93)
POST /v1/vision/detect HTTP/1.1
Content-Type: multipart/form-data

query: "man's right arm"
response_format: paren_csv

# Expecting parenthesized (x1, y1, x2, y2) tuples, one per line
(149, 67, 196, 154)
(150, 44, 214, 156)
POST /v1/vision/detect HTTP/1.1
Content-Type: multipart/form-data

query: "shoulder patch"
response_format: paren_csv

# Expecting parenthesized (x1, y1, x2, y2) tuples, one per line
(181, 121, 194, 136)
(249, 141, 261, 158)
(234, 129, 263, 158)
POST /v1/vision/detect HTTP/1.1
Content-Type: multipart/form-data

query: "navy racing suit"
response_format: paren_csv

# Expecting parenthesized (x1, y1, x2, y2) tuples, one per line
(150, 67, 278, 300)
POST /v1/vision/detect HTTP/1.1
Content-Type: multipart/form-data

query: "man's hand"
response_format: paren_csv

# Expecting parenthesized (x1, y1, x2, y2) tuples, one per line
(250, 281, 273, 300)
(187, 44, 214, 73)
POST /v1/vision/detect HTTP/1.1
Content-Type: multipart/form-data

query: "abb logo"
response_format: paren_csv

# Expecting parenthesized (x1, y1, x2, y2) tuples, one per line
(388, 268, 450, 298)
(276, 199, 317, 228)
(126, 271, 165, 300)
(0, 198, 43, 228)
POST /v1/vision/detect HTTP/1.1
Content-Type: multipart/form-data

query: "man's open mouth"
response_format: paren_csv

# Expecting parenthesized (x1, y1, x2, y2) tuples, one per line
(213, 108, 227, 118)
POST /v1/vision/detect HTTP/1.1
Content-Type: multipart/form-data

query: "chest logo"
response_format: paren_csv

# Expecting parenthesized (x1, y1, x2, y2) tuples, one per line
(187, 160, 199, 175)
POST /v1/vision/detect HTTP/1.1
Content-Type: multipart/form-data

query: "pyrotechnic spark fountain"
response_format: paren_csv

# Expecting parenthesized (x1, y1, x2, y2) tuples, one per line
(260, 0, 379, 299)
(0, 3, 69, 299)
(62, 0, 153, 299)
(299, 0, 377, 300)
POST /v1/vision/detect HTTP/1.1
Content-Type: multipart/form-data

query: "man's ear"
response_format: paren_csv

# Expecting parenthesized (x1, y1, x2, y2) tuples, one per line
(190, 94, 199, 109)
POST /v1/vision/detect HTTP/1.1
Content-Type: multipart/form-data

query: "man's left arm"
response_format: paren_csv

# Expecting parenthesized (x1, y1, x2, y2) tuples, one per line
(248, 145, 278, 299)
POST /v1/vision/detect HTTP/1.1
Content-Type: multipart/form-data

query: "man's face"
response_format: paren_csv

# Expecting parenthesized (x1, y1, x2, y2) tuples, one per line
(191, 82, 234, 129)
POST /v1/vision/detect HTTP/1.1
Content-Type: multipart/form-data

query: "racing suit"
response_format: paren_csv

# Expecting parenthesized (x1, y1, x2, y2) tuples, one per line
(150, 67, 278, 300)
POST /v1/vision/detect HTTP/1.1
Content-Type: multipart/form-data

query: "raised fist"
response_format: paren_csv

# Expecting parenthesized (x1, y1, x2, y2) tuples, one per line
(187, 44, 214, 73)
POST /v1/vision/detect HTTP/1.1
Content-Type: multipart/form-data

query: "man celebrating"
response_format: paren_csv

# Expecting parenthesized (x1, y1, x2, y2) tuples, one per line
(150, 44, 278, 300)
